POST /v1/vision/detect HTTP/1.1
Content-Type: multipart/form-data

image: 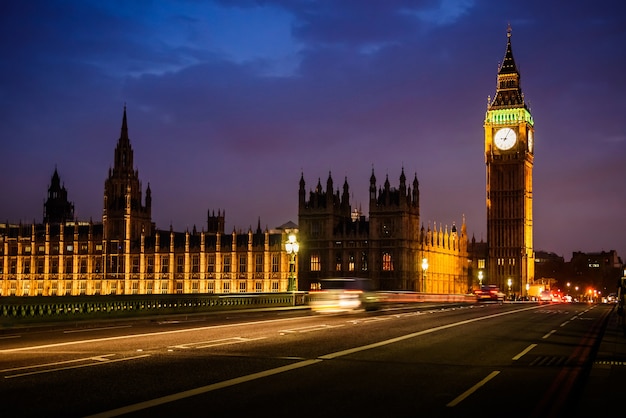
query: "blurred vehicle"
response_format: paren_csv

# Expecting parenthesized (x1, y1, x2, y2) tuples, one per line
(604, 293, 617, 304)
(474, 285, 505, 302)
(308, 278, 381, 313)
(539, 290, 552, 302)
(539, 290, 562, 303)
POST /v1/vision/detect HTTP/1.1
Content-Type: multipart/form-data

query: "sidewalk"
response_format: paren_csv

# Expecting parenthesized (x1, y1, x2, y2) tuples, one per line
(574, 306, 626, 415)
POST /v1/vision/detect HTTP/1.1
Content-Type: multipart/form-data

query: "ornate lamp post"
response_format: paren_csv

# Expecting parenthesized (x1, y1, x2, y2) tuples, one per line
(478, 270, 484, 288)
(285, 233, 299, 292)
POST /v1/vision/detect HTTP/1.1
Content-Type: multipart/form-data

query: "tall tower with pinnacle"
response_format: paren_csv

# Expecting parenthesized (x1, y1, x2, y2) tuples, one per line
(484, 26, 535, 294)
(103, 106, 153, 241)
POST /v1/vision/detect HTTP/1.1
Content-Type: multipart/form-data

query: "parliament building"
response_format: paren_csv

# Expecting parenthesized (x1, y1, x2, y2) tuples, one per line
(0, 107, 474, 296)
(297, 170, 470, 293)
(1, 29, 533, 297)
(0, 108, 298, 296)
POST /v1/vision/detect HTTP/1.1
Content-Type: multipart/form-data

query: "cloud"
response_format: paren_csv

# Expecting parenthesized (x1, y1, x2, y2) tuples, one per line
(401, 0, 474, 26)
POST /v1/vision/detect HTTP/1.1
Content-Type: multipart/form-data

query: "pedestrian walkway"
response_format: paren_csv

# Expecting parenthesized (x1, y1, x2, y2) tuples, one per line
(574, 306, 626, 416)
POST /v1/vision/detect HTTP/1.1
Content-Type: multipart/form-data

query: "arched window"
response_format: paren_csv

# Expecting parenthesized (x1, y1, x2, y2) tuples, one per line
(382, 252, 393, 271)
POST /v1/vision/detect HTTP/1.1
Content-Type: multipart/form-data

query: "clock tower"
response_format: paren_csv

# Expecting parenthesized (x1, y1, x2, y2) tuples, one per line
(484, 26, 534, 295)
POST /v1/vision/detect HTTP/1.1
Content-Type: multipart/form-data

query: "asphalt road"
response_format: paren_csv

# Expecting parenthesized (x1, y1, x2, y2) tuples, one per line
(0, 302, 611, 417)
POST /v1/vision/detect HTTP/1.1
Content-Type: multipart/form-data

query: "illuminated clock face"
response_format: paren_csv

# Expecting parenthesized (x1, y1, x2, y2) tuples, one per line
(494, 127, 517, 150)
(528, 131, 534, 152)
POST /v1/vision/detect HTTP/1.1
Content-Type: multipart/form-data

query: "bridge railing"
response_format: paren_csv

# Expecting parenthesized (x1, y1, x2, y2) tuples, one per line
(0, 291, 477, 328)
(0, 292, 307, 328)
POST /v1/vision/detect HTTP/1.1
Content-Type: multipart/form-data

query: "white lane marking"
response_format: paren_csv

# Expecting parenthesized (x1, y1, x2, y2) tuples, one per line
(0, 335, 21, 340)
(86, 304, 546, 417)
(0, 354, 116, 373)
(512, 344, 537, 360)
(348, 316, 393, 324)
(279, 324, 345, 334)
(542, 329, 557, 339)
(319, 305, 544, 360)
(84, 359, 324, 418)
(170, 337, 266, 349)
(4, 354, 150, 379)
(0, 315, 313, 353)
(446, 371, 501, 407)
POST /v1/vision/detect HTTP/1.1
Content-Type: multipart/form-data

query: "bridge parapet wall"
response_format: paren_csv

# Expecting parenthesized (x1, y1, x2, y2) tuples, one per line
(0, 292, 307, 327)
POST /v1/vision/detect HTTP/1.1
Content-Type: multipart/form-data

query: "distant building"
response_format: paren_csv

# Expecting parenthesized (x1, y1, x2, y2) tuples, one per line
(533, 250, 623, 299)
(468, 236, 488, 289)
(297, 170, 470, 293)
(534, 251, 566, 283)
(0, 107, 297, 296)
(569, 250, 623, 296)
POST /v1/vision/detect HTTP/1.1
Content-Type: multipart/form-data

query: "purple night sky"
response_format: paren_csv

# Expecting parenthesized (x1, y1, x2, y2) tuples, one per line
(1, 1, 625, 261)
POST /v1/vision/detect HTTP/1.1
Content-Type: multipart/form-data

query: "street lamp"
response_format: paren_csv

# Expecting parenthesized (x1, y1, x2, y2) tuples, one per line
(507, 278, 512, 300)
(285, 233, 299, 292)
(421, 258, 428, 293)
(478, 270, 483, 287)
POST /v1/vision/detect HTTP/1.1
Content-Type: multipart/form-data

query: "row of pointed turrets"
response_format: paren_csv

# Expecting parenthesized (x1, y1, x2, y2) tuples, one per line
(420, 220, 466, 251)
(299, 168, 419, 214)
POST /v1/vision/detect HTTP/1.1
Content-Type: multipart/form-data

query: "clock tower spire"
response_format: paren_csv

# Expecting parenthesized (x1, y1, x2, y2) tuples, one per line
(484, 27, 535, 296)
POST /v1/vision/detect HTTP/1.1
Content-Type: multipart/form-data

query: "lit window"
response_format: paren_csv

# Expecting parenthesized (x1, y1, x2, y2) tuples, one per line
(177, 256, 184, 273)
(310, 253, 321, 272)
(239, 255, 246, 273)
(192, 255, 199, 273)
(382, 252, 393, 271)
(255, 254, 263, 272)
(207, 254, 215, 272)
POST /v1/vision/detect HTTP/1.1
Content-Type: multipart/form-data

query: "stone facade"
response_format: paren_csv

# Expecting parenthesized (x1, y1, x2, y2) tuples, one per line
(0, 108, 296, 296)
(298, 170, 470, 293)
